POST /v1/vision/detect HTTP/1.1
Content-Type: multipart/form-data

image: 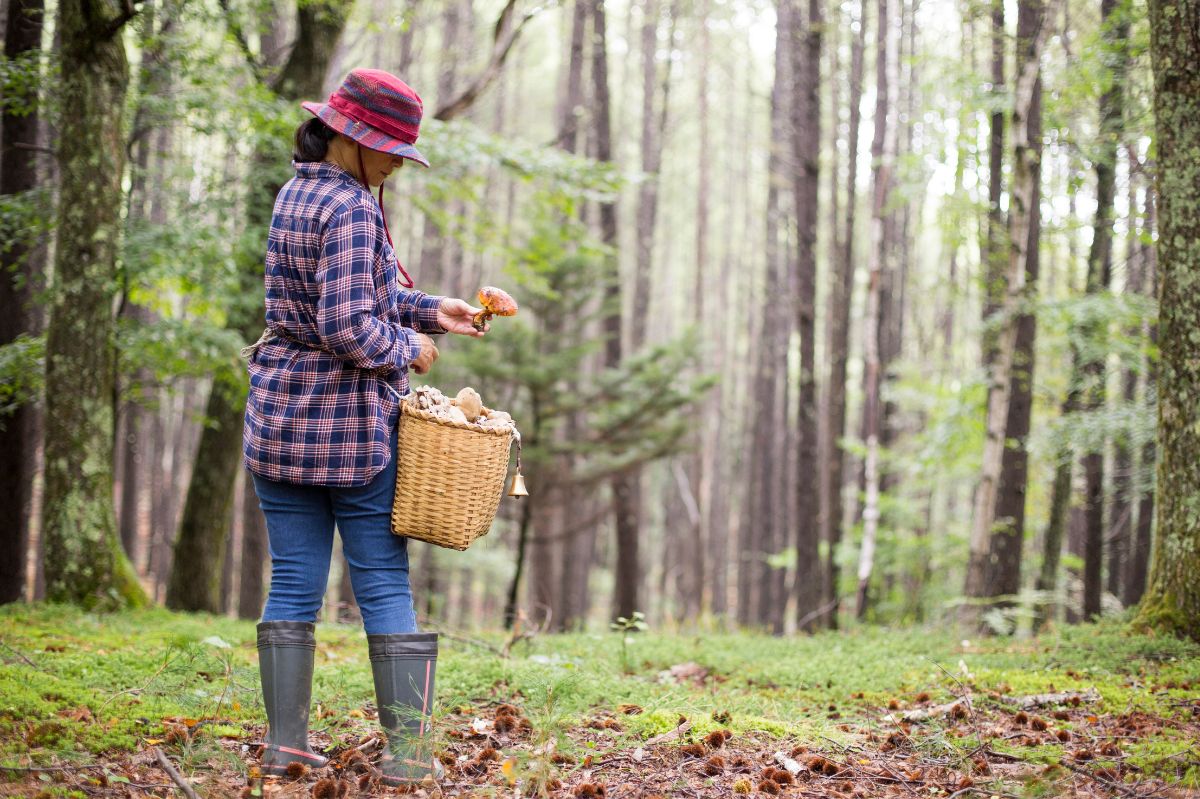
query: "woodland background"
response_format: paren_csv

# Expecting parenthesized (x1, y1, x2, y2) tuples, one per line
(0, 0, 1197, 640)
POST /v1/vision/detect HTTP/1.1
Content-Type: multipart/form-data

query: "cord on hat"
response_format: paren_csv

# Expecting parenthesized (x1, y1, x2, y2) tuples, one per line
(357, 145, 414, 289)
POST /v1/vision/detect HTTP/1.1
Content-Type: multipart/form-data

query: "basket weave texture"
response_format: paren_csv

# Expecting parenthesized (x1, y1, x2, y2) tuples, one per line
(391, 402, 514, 550)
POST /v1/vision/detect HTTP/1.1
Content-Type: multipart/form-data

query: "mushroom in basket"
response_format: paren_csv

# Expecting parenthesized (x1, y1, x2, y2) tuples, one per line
(472, 286, 518, 331)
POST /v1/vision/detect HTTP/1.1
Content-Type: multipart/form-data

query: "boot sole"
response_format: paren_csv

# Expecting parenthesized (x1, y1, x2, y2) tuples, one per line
(261, 744, 328, 776)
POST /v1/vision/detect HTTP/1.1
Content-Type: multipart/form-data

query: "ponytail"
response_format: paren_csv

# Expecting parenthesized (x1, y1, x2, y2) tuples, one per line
(293, 118, 336, 162)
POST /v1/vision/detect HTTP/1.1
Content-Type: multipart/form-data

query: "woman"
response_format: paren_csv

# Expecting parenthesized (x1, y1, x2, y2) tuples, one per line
(242, 68, 482, 786)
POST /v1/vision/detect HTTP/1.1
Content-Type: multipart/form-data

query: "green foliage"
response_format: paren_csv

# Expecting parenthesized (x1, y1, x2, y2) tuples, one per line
(0, 49, 48, 117)
(0, 333, 44, 424)
(433, 207, 712, 486)
(0, 187, 54, 265)
(610, 611, 648, 674)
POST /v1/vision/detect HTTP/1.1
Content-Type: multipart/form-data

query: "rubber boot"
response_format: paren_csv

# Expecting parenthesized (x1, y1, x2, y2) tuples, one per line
(368, 632, 443, 786)
(257, 621, 329, 776)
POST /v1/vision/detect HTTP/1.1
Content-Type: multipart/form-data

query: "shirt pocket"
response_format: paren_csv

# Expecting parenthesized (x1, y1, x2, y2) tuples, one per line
(375, 241, 401, 320)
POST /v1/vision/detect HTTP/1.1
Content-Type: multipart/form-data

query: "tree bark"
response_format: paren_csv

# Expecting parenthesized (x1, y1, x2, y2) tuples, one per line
(1111, 144, 1142, 601)
(237, 476, 267, 618)
(42, 0, 149, 609)
(856, 0, 894, 620)
(1136, 0, 1200, 641)
(0, 0, 45, 604)
(820, 0, 865, 630)
(589, 0, 639, 623)
(964, 0, 1055, 606)
(683, 0, 712, 625)
(1078, 0, 1127, 619)
(790, 0, 821, 632)
(631, 0, 674, 348)
(741, 0, 791, 628)
(1124, 185, 1156, 607)
(981, 0, 1005, 367)
(981, 0, 1044, 610)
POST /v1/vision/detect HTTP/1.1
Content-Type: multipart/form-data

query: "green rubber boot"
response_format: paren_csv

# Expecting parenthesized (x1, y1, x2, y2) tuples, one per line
(368, 632, 443, 786)
(257, 621, 328, 776)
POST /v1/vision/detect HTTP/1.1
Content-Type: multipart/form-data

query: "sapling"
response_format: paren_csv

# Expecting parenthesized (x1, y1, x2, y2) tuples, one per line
(610, 611, 648, 674)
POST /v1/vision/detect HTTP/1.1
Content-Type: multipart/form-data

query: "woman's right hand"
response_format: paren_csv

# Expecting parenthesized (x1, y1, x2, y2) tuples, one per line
(411, 333, 439, 374)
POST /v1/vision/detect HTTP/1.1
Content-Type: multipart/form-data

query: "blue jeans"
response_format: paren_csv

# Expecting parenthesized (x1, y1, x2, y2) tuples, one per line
(251, 434, 417, 634)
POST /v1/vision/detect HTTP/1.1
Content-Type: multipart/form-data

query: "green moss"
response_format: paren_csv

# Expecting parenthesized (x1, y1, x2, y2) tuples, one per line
(2, 605, 1198, 789)
(1133, 589, 1197, 641)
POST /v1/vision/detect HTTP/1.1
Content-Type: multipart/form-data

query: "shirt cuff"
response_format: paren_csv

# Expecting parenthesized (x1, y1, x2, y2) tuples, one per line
(416, 295, 446, 335)
(398, 327, 424, 371)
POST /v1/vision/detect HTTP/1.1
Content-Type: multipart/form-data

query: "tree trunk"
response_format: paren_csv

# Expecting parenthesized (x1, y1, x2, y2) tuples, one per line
(237, 476, 267, 618)
(589, 0, 639, 623)
(503, 492, 534, 629)
(557, 0, 588, 152)
(42, 0, 148, 609)
(964, 0, 1054, 607)
(1136, 0, 1200, 641)
(167, 0, 350, 613)
(981, 0, 1005, 367)
(1111, 144, 1142, 601)
(820, 0, 865, 630)
(1078, 0, 1127, 619)
(790, 0, 821, 632)
(631, 0, 673, 347)
(982, 0, 1044, 610)
(166, 375, 245, 610)
(1124, 186, 1156, 607)
(856, 0, 893, 620)
(0, 0, 45, 605)
(740, 0, 791, 629)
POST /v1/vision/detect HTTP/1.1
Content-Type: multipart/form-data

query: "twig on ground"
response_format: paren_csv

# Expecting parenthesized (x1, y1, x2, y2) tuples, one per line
(426, 627, 504, 657)
(100, 650, 183, 711)
(929, 659, 977, 723)
(355, 735, 382, 754)
(945, 788, 1023, 799)
(152, 747, 201, 799)
(891, 699, 972, 724)
(1051, 756, 1154, 799)
(643, 721, 692, 747)
(1005, 688, 1102, 709)
(0, 640, 45, 671)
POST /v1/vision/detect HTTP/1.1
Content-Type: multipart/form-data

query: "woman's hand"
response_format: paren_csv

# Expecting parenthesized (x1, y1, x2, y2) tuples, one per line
(411, 333, 439, 374)
(437, 297, 488, 337)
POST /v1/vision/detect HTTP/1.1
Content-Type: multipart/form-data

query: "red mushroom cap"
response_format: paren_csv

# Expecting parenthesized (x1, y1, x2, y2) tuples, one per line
(477, 286, 518, 317)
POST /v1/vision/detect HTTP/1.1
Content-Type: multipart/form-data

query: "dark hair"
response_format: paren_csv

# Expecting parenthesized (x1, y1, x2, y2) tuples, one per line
(293, 118, 337, 162)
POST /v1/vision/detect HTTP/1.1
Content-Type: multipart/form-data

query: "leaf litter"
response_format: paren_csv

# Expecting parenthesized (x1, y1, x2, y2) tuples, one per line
(3, 683, 1198, 798)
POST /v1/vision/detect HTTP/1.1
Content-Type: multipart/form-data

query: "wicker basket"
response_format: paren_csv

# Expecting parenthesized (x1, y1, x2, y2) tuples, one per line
(390, 401, 517, 550)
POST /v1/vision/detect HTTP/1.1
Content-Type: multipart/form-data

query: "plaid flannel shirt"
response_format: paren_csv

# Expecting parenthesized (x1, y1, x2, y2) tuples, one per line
(243, 161, 444, 486)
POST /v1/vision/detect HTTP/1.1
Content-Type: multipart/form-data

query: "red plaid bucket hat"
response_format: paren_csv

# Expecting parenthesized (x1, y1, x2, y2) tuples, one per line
(302, 69, 429, 167)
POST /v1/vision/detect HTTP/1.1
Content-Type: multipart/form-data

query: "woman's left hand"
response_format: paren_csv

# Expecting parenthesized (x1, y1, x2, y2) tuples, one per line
(437, 297, 488, 337)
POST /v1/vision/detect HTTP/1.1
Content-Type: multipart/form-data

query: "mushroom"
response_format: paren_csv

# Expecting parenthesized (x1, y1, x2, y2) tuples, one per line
(472, 286, 519, 331)
(453, 387, 483, 422)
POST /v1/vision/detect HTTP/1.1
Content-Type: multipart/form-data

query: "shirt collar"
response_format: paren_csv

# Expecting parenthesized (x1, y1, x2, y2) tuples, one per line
(292, 160, 360, 184)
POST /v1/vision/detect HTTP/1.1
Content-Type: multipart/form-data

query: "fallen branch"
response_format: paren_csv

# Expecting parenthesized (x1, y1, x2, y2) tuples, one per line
(152, 747, 201, 799)
(643, 720, 692, 747)
(889, 699, 971, 723)
(1010, 688, 1101, 709)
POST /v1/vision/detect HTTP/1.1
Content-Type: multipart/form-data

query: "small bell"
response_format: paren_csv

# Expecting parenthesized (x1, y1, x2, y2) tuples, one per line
(507, 472, 529, 498)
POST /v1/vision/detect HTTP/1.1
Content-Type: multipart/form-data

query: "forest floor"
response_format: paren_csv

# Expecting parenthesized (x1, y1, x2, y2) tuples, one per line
(0, 605, 1198, 799)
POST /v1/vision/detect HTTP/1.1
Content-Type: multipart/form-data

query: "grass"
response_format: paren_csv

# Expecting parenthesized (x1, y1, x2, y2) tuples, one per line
(1, 603, 1198, 794)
